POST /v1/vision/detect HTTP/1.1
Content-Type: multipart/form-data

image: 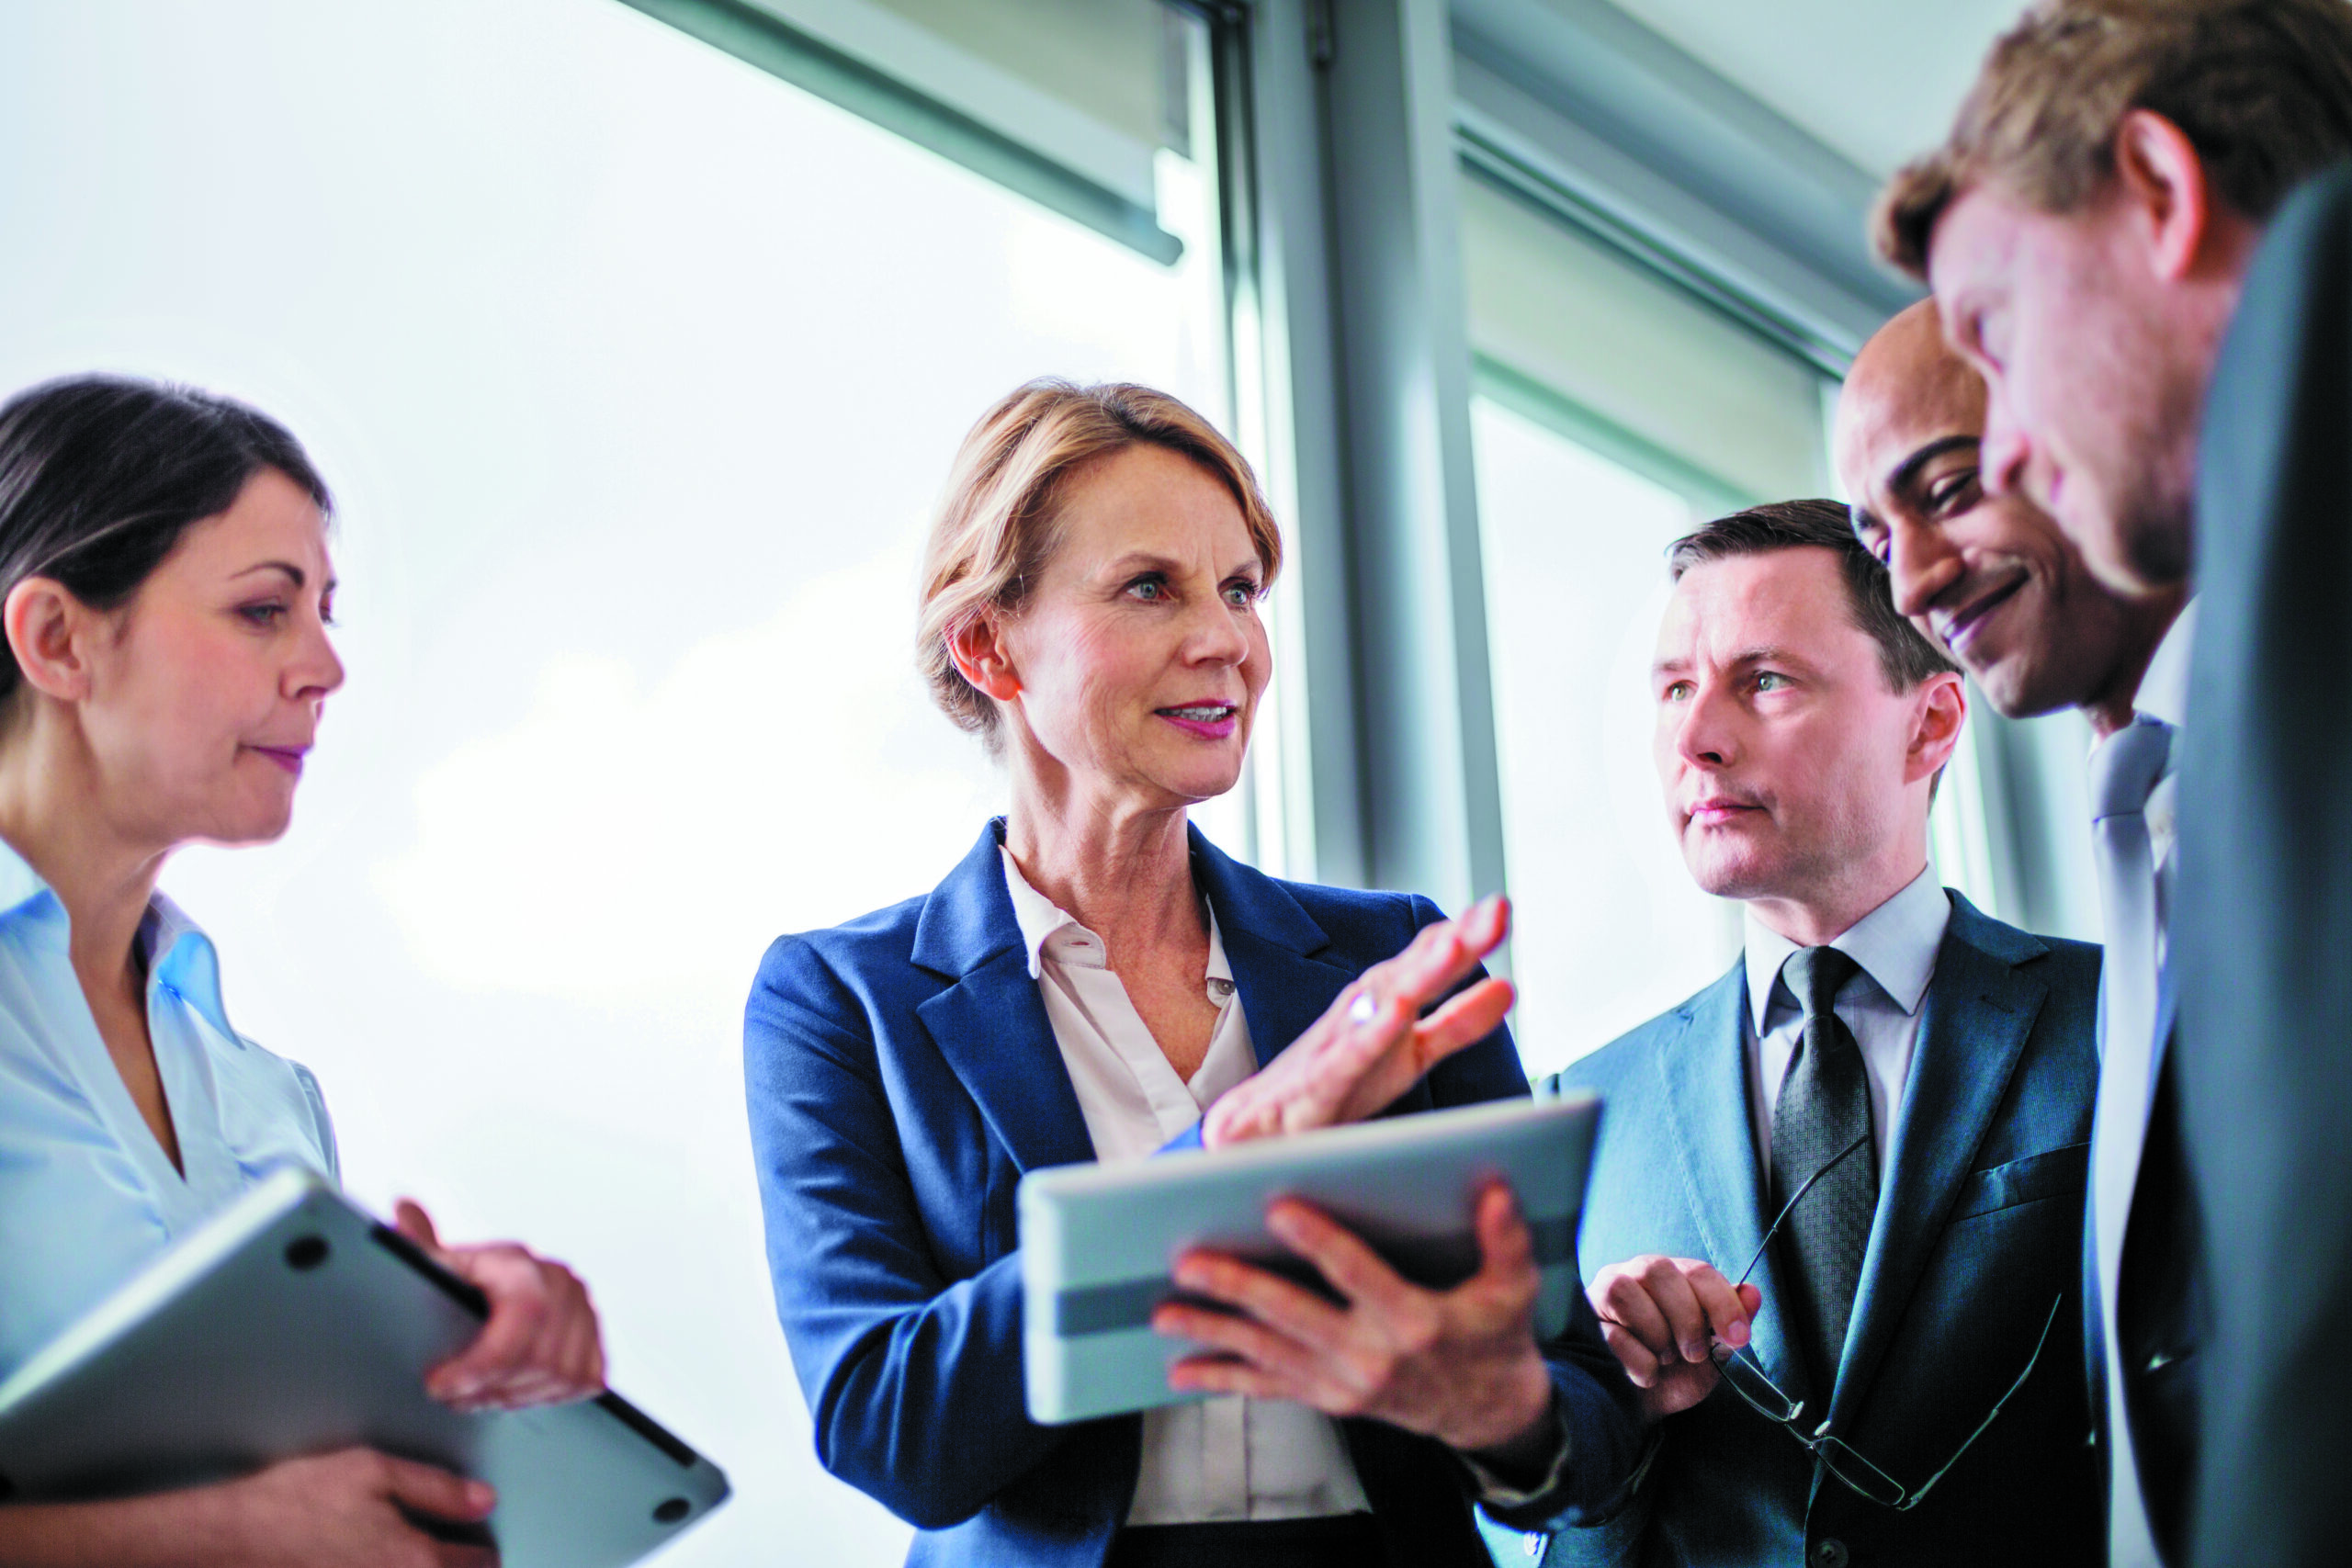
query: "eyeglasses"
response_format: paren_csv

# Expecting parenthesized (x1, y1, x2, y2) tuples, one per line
(1715, 1130, 2064, 1511)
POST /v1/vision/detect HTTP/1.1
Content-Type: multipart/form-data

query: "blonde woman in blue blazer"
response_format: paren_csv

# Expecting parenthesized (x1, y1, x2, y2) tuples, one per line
(743, 380, 1641, 1568)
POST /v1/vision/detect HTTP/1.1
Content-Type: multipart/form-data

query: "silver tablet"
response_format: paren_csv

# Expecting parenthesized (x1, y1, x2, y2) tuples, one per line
(1018, 1091, 1601, 1426)
(0, 1168, 729, 1568)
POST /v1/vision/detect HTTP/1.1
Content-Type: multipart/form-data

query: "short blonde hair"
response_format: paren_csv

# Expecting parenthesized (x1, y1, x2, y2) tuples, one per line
(1875, 0, 2352, 277)
(917, 379, 1283, 748)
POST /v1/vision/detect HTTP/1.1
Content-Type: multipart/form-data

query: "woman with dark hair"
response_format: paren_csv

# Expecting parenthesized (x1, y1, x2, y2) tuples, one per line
(0, 376, 604, 1567)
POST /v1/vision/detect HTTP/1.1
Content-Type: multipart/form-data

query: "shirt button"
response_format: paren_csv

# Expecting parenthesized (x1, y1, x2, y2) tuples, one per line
(1521, 1531, 1545, 1559)
(1811, 1540, 1849, 1568)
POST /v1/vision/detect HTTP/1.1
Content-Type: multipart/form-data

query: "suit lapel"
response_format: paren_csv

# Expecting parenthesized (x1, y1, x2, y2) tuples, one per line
(1186, 827, 1354, 1069)
(1656, 964, 1806, 1392)
(910, 822, 1097, 1174)
(1827, 895, 2047, 1428)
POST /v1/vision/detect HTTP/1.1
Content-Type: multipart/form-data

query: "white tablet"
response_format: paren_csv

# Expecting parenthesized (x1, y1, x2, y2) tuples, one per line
(1018, 1091, 1600, 1426)
(0, 1168, 729, 1568)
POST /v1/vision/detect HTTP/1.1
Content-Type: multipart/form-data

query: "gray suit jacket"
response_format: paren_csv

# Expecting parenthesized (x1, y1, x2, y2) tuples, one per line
(2176, 160, 2352, 1568)
(1507, 895, 2102, 1568)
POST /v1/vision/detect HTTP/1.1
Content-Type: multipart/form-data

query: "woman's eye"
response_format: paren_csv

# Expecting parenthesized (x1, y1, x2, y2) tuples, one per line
(1126, 578, 1167, 602)
(1224, 582, 1259, 607)
(238, 603, 288, 626)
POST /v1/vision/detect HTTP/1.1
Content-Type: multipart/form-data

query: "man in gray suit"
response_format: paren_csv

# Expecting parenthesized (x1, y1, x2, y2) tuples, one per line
(1874, 3, 2352, 1563)
(1505, 501, 2102, 1568)
(1838, 297, 2196, 1562)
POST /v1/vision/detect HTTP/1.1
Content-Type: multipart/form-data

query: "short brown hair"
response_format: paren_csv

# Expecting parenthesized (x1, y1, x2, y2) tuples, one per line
(1668, 499, 1961, 691)
(1875, 0, 2352, 276)
(917, 379, 1283, 749)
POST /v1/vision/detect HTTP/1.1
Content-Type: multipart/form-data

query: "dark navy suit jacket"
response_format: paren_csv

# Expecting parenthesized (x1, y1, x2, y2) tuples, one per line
(2175, 161, 2352, 1568)
(1521, 894, 2102, 1568)
(743, 821, 1642, 1568)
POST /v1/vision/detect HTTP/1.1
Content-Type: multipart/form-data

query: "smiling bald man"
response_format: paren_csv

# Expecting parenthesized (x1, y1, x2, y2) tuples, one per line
(1838, 297, 2199, 1568)
(1838, 299, 2187, 739)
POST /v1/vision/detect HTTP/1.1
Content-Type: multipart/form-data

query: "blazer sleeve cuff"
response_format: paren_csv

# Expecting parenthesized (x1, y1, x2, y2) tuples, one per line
(1459, 1394, 1575, 1507)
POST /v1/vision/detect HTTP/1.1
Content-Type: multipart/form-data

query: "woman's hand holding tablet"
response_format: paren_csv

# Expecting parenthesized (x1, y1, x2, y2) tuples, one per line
(1156, 1179, 1556, 1460)
(393, 1201, 604, 1414)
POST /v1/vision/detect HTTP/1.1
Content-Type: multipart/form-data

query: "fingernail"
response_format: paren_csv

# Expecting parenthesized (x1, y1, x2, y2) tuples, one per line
(467, 1482, 496, 1512)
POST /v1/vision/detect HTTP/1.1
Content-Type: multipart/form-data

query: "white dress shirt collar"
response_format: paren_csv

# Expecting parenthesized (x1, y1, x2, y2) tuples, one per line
(1001, 847, 1236, 993)
(1743, 864, 1951, 1036)
(2132, 597, 2196, 730)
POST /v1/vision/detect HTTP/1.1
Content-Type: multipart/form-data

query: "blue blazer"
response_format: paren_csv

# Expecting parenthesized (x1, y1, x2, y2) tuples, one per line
(743, 821, 1642, 1568)
(1521, 894, 2102, 1568)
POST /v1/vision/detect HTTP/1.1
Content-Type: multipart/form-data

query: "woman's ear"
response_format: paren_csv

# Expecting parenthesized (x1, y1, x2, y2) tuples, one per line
(4, 578, 95, 704)
(946, 612, 1023, 705)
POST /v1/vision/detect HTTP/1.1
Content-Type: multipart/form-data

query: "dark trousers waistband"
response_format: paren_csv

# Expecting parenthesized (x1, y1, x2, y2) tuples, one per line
(1104, 1513, 1384, 1568)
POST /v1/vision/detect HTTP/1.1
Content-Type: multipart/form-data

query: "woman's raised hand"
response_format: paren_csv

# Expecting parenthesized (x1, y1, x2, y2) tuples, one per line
(393, 1201, 605, 1412)
(1200, 896, 1515, 1148)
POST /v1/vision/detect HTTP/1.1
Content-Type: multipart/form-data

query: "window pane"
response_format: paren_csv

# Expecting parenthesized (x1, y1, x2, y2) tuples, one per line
(0, 1, 1233, 1562)
(1471, 400, 1743, 1078)
(1460, 173, 1833, 507)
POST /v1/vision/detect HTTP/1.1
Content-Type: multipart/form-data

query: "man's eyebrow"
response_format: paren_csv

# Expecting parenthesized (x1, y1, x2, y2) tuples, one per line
(1888, 434, 1980, 497)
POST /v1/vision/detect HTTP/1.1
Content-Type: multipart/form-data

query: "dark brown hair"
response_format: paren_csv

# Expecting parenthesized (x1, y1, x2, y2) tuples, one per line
(0, 375, 331, 701)
(1668, 499, 1960, 691)
(1876, 0, 2352, 276)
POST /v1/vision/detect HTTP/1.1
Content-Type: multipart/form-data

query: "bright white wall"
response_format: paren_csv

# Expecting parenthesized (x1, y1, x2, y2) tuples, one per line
(0, 2, 1230, 1562)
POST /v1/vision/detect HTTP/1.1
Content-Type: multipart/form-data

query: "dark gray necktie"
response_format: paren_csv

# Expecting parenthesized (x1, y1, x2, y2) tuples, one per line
(1770, 944, 1876, 1396)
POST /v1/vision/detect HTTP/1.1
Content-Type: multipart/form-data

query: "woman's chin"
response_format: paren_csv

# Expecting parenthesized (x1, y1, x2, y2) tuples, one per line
(1165, 766, 1246, 808)
(191, 799, 298, 850)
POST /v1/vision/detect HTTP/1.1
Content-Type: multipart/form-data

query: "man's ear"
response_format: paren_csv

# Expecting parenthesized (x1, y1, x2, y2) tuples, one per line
(3, 578, 94, 704)
(2112, 108, 2222, 284)
(1908, 670, 1967, 785)
(946, 611, 1022, 705)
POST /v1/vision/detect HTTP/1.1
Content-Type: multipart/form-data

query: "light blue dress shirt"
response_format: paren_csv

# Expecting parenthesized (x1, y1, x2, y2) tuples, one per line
(0, 840, 336, 1383)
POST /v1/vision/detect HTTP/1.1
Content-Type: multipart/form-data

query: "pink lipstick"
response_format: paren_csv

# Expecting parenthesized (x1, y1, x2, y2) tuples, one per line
(1156, 703, 1238, 739)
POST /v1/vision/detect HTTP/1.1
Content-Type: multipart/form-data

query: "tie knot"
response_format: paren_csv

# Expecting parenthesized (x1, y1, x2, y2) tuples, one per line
(1783, 945, 1860, 1023)
(2088, 716, 2174, 819)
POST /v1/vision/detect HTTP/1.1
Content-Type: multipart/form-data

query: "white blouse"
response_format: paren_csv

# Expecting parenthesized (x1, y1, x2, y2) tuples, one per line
(1000, 849, 1372, 1523)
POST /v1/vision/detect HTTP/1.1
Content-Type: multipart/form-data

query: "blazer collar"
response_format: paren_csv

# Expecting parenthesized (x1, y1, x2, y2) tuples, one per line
(1656, 961, 1808, 1394)
(909, 821, 1093, 1173)
(903, 819, 1348, 1170)
(910, 820, 1025, 979)
(1827, 891, 2050, 1429)
(1185, 826, 1349, 1070)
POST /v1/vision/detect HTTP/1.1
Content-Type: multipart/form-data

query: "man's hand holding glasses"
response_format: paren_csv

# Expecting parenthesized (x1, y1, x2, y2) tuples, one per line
(1587, 1256, 1760, 1421)
(1585, 1128, 2062, 1511)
